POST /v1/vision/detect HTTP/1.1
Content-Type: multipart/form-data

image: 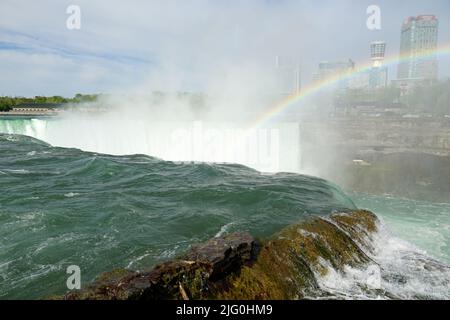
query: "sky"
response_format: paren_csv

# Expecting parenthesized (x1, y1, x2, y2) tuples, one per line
(0, 0, 449, 97)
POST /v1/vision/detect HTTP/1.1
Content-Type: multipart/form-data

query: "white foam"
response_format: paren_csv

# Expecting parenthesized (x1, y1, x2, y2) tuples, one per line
(4, 169, 30, 174)
(64, 192, 80, 198)
(215, 222, 235, 238)
(126, 252, 152, 269)
(312, 218, 450, 300)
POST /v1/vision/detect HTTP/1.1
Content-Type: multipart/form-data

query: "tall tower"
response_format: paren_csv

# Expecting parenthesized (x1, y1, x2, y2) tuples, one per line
(370, 41, 388, 88)
(397, 15, 439, 81)
(370, 41, 386, 67)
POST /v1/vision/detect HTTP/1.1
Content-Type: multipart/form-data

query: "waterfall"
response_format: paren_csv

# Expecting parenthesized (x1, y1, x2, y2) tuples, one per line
(0, 117, 302, 173)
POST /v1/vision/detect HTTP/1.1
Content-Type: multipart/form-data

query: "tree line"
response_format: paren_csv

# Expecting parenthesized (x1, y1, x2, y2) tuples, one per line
(334, 79, 450, 115)
(0, 94, 99, 112)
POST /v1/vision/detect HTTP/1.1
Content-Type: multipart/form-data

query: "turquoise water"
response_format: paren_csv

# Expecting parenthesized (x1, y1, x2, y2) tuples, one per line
(1, 118, 449, 300)
(0, 133, 356, 299)
(352, 193, 450, 266)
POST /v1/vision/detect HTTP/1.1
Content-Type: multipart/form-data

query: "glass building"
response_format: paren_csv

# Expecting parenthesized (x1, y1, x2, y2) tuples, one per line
(397, 15, 439, 81)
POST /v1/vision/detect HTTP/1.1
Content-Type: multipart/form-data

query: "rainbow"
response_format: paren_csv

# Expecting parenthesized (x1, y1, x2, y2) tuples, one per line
(249, 44, 450, 129)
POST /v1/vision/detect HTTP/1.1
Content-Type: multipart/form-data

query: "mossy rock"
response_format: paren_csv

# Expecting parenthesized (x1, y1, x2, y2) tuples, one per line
(216, 210, 378, 299)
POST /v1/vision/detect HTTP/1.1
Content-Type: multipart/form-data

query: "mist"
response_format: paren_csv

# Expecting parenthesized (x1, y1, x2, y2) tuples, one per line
(1, 0, 450, 196)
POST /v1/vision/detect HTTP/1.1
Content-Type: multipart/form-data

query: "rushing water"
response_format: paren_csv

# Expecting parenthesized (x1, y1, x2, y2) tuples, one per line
(0, 118, 449, 300)
(312, 197, 450, 300)
(0, 116, 301, 173)
(353, 194, 450, 266)
(0, 133, 356, 299)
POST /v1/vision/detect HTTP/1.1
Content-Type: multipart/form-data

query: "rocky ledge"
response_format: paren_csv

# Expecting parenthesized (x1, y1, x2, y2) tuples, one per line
(60, 210, 378, 300)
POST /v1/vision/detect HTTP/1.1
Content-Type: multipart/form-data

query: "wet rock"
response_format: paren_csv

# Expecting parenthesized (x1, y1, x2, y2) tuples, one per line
(63, 268, 137, 300)
(183, 232, 258, 280)
(63, 232, 259, 300)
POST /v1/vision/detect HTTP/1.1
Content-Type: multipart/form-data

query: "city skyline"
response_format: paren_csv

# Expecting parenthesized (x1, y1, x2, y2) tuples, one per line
(0, 0, 449, 97)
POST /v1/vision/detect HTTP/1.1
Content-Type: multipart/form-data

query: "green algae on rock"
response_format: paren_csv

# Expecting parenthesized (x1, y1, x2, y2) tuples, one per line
(216, 210, 377, 299)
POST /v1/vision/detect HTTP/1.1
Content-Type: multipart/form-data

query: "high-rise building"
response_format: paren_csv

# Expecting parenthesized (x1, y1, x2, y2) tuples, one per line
(314, 59, 355, 90)
(397, 15, 439, 81)
(274, 56, 301, 96)
(369, 41, 388, 89)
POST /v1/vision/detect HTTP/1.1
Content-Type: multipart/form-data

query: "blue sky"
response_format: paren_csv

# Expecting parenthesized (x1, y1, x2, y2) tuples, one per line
(0, 0, 449, 97)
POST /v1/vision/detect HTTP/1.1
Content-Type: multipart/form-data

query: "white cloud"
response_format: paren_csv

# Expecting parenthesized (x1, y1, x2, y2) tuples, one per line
(0, 0, 449, 96)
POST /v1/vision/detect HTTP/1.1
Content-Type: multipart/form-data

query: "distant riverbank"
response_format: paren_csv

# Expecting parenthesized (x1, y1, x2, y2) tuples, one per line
(0, 108, 59, 117)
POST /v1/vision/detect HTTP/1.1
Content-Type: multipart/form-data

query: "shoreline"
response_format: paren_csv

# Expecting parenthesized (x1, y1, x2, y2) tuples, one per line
(0, 111, 59, 117)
